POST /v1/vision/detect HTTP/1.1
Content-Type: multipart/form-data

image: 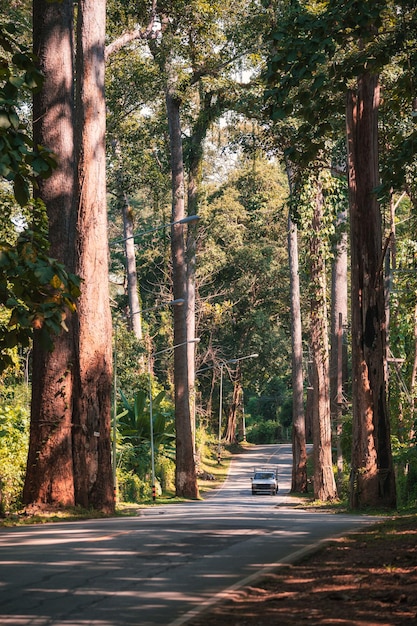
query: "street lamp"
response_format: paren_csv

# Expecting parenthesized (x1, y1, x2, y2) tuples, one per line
(148, 337, 200, 501)
(112, 299, 185, 503)
(111, 212, 200, 501)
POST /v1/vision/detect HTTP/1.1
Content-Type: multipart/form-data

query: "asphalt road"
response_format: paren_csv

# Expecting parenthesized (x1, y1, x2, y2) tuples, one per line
(0, 444, 379, 626)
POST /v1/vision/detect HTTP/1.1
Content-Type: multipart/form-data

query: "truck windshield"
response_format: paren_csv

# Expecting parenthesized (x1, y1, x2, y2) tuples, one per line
(254, 473, 274, 480)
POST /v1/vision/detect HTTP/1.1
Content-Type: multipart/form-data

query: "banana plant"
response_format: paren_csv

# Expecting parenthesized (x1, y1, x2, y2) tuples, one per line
(118, 389, 175, 460)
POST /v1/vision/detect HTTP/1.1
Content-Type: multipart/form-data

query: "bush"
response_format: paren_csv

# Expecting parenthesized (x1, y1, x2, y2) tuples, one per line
(156, 454, 175, 492)
(117, 469, 152, 503)
(0, 388, 29, 513)
(391, 436, 417, 508)
(116, 457, 174, 502)
(246, 419, 281, 444)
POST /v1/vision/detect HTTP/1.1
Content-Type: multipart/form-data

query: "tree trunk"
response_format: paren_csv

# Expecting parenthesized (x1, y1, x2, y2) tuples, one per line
(113, 138, 142, 340)
(310, 179, 338, 502)
(346, 73, 396, 509)
(285, 159, 307, 493)
(122, 194, 142, 339)
(165, 82, 198, 499)
(288, 211, 307, 493)
(330, 207, 348, 489)
(23, 0, 76, 509)
(186, 167, 199, 455)
(224, 371, 242, 445)
(410, 298, 417, 438)
(72, 0, 114, 513)
(186, 97, 206, 455)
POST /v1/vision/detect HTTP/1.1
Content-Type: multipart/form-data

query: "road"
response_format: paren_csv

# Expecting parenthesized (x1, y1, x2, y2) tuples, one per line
(0, 444, 379, 626)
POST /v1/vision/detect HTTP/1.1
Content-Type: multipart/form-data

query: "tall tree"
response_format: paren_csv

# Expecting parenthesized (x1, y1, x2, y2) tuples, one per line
(72, 0, 114, 512)
(23, 0, 76, 508)
(24, 0, 114, 513)
(112, 138, 143, 340)
(224, 366, 242, 445)
(308, 175, 337, 501)
(165, 74, 199, 498)
(122, 195, 143, 340)
(285, 160, 307, 493)
(347, 73, 395, 508)
(106, 0, 270, 494)
(264, 0, 405, 509)
(288, 211, 307, 492)
(330, 203, 348, 488)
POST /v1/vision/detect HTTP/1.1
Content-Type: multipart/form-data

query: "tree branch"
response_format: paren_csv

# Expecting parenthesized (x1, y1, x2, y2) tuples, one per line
(105, 0, 159, 59)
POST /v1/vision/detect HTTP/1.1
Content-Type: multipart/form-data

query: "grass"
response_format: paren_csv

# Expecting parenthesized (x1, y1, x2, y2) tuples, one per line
(0, 445, 234, 527)
(0, 505, 112, 527)
(197, 445, 233, 495)
(7, 442, 410, 526)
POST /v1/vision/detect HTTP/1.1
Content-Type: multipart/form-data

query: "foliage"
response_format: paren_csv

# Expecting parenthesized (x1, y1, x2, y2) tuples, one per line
(119, 388, 175, 454)
(156, 454, 176, 492)
(247, 374, 292, 424)
(264, 0, 417, 197)
(113, 318, 147, 398)
(117, 468, 152, 502)
(391, 435, 417, 509)
(106, 45, 170, 205)
(386, 196, 417, 441)
(196, 158, 291, 423)
(0, 21, 80, 374)
(246, 419, 281, 444)
(0, 384, 29, 513)
(245, 375, 293, 444)
(115, 387, 175, 500)
(0, 200, 80, 373)
(0, 21, 56, 206)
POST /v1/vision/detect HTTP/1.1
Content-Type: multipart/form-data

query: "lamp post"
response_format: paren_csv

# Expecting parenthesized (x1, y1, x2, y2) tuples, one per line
(111, 213, 200, 501)
(148, 337, 200, 501)
(112, 299, 185, 503)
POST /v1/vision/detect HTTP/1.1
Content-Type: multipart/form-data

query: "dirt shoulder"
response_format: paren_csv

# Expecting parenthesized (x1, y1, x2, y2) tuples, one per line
(186, 512, 417, 626)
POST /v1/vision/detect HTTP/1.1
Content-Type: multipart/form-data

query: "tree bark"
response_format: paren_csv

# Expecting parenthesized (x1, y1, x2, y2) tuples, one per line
(72, 0, 114, 513)
(224, 370, 242, 445)
(410, 298, 417, 439)
(113, 138, 142, 340)
(186, 163, 199, 455)
(346, 73, 396, 509)
(310, 179, 338, 502)
(288, 212, 308, 492)
(285, 160, 307, 493)
(166, 81, 198, 499)
(23, 0, 76, 509)
(185, 89, 213, 455)
(330, 207, 348, 489)
(122, 194, 142, 340)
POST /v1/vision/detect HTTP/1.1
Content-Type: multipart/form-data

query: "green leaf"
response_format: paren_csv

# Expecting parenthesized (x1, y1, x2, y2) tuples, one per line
(0, 110, 11, 129)
(134, 389, 147, 421)
(116, 408, 129, 421)
(34, 265, 55, 283)
(13, 173, 29, 206)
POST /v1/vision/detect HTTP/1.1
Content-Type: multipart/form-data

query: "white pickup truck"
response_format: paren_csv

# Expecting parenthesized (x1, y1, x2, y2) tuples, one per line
(251, 467, 279, 495)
